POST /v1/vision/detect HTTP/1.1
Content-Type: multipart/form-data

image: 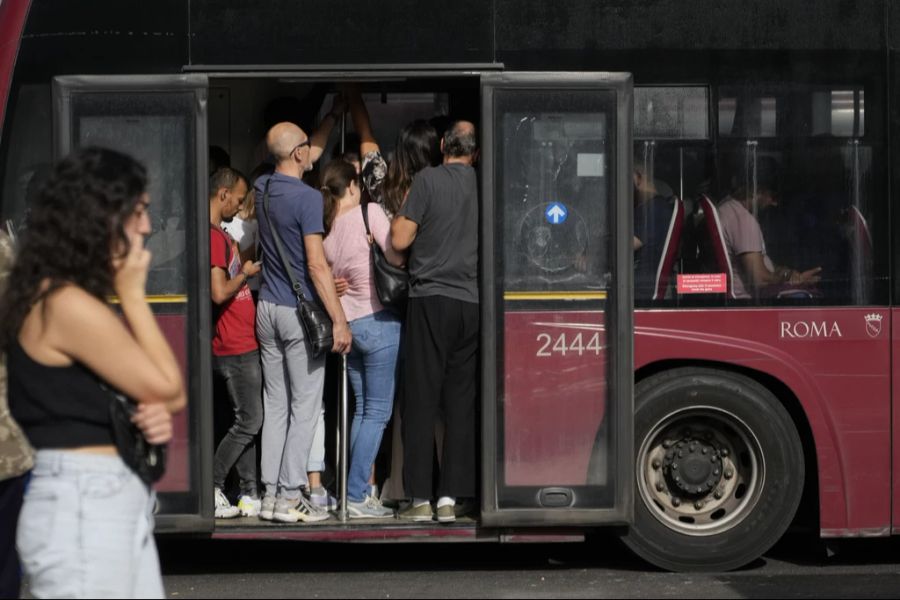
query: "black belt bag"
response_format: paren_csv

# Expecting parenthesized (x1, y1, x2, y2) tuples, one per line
(105, 386, 167, 487)
(262, 179, 333, 358)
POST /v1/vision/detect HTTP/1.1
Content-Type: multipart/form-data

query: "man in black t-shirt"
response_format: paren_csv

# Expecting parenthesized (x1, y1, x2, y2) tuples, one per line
(391, 121, 479, 523)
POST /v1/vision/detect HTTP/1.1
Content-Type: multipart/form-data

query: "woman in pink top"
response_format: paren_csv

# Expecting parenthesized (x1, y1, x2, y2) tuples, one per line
(321, 159, 405, 519)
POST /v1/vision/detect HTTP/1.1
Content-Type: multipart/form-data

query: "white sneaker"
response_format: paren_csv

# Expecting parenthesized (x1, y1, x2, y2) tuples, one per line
(259, 495, 276, 521)
(347, 495, 395, 519)
(237, 495, 261, 517)
(309, 487, 339, 511)
(215, 487, 240, 519)
(273, 496, 331, 523)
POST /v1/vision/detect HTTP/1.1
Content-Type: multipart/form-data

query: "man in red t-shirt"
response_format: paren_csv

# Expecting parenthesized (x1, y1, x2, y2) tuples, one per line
(209, 167, 262, 519)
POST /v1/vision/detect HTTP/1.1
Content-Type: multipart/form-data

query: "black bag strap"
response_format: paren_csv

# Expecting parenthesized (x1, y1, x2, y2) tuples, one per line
(261, 178, 310, 303)
(209, 223, 232, 270)
(360, 198, 374, 245)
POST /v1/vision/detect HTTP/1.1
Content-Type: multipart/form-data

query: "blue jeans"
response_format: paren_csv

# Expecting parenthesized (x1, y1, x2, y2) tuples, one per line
(213, 349, 263, 495)
(17, 451, 164, 598)
(347, 310, 402, 502)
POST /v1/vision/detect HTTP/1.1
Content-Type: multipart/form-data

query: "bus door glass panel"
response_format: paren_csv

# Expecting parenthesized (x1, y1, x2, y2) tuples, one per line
(483, 73, 633, 525)
(53, 76, 209, 525)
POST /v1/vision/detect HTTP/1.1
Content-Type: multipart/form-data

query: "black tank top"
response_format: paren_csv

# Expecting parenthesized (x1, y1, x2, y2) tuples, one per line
(7, 341, 114, 448)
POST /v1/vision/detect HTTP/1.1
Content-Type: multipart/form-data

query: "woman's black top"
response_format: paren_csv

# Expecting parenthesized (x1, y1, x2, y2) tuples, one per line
(6, 341, 113, 448)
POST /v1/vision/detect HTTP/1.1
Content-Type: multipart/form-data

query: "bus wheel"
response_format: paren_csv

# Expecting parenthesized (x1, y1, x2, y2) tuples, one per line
(623, 367, 804, 572)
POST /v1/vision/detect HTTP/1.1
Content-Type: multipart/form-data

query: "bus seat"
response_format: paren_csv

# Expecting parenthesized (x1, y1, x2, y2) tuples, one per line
(697, 194, 737, 300)
(652, 197, 685, 301)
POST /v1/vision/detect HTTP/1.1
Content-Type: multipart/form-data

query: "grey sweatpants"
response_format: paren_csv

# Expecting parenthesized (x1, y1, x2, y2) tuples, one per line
(257, 300, 326, 499)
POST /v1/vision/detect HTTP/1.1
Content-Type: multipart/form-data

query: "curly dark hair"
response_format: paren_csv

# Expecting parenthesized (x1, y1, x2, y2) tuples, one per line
(0, 147, 148, 348)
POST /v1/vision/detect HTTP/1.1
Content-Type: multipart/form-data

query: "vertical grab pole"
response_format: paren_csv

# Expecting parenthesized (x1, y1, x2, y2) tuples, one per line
(334, 110, 347, 476)
(339, 354, 350, 522)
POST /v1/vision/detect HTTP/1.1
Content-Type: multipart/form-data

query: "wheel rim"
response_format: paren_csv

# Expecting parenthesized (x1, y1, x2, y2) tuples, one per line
(636, 405, 766, 537)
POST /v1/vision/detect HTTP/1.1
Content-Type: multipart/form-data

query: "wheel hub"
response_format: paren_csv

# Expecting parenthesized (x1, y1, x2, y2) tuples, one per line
(663, 437, 722, 496)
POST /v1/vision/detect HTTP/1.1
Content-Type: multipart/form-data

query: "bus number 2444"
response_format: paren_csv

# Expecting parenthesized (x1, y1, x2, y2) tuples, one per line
(536, 332, 603, 357)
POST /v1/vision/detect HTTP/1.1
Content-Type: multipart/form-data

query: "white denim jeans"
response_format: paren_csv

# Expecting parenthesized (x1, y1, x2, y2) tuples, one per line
(17, 450, 164, 599)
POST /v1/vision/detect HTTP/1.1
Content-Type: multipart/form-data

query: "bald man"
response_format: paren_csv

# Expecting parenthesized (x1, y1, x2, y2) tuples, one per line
(254, 122, 352, 524)
(391, 121, 480, 523)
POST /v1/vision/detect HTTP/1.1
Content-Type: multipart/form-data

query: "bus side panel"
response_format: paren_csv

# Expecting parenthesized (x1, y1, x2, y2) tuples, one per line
(13, 1, 188, 80)
(189, 0, 494, 66)
(893, 308, 900, 535)
(635, 308, 892, 536)
(504, 310, 606, 486)
(494, 0, 884, 59)
(0, 0, 30, 136)
(155, 313, 190, 493)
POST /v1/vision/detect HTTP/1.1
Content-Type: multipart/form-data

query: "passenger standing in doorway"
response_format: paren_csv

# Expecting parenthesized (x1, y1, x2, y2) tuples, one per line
(345, 85, 442, 503)
(392, 121, 480, 523)
(222, 181, 260, 303)
(255, 122, 352, 523)
(321, 160, 405, 519)
(209, 167, 263, 518)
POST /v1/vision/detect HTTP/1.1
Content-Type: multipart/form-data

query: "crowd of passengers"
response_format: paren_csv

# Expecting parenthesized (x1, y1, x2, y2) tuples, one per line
(209, 86, 479, 523)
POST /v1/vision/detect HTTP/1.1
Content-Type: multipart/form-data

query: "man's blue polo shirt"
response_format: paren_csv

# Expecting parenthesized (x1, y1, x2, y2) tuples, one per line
(256, 172, 325, 307)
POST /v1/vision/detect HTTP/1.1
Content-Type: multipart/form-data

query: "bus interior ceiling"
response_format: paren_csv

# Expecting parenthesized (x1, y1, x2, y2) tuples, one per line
(207, 77, 481, 177)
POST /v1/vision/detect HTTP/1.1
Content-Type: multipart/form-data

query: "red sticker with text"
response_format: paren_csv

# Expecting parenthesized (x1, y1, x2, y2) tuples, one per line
(677, 273, 728, 294)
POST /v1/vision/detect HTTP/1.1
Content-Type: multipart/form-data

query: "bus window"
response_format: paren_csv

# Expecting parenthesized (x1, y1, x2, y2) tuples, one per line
(633, 87, 711, 303)
(635, 86, 709, 141)
(661, 82, 888, 308)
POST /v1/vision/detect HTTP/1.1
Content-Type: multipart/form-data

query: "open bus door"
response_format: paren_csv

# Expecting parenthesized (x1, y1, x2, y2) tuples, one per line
(52, 75, 213, 534)
(480, 73, 634, 526)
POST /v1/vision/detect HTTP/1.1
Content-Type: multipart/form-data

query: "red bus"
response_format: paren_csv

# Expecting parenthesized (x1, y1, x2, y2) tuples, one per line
(1, 0, 896, 573)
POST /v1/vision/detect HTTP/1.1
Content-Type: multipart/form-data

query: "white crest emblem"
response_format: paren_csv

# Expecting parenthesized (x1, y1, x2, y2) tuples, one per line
(865, 313, 883, 338)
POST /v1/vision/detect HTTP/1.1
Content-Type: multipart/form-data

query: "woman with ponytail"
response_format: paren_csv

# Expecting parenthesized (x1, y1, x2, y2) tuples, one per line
(321, 159, 404, 519)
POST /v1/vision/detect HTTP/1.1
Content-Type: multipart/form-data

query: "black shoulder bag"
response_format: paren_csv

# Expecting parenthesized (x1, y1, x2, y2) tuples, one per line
(361, 199, 409, 310)
(106, 386, 167, 487)
(262, 179, 334, 358)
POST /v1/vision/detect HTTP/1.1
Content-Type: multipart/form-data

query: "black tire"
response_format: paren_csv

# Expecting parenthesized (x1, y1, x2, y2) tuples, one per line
(622, 367, 805, 572)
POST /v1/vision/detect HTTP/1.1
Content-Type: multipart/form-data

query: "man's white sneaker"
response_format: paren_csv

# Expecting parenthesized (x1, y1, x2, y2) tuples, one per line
(259, 495, 276, 521)
(273, 496, 331, 523)
(214, 487, 240, 519)
(237, 495, 261, 518)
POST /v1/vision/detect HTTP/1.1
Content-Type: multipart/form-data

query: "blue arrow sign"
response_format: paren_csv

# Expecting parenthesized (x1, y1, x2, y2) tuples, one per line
(545, 202, 568, 225)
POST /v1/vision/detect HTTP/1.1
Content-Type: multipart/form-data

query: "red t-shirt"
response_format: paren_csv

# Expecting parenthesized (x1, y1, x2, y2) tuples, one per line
(211, 225, 258, 356)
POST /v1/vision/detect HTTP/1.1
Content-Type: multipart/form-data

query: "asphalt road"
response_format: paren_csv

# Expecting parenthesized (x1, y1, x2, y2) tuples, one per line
(156, 532, 900, 599)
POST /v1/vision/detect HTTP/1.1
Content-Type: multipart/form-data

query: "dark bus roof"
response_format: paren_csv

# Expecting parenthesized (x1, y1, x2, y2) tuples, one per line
(8, 0, 897, 81)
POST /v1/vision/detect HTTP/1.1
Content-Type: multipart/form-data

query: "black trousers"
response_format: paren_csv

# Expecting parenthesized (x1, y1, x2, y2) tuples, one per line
(401, 295, 479, 499)
(0, 473, 28, 599)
